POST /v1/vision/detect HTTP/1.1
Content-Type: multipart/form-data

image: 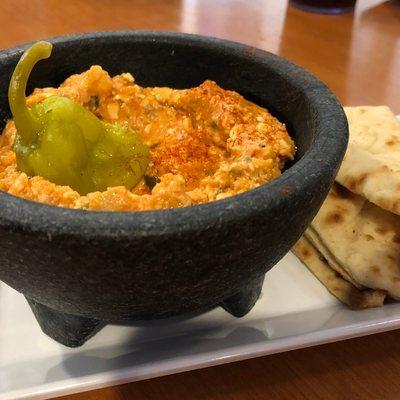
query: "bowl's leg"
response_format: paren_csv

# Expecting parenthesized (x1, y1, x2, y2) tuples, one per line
(24, 275, 264, 347)
(221, 275, 264, 317)
(25, 297, 104, 347)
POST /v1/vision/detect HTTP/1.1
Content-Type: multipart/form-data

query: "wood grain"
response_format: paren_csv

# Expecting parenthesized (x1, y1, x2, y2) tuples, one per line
(1, 0, 400, 399)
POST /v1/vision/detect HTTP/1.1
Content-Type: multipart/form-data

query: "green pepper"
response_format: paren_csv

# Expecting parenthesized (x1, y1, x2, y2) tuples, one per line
(8, 41, 149, 195)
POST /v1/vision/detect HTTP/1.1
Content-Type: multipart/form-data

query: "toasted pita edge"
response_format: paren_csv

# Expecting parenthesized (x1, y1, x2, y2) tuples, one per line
(305, 227, 362, 289)
(292, 236, 386, 310)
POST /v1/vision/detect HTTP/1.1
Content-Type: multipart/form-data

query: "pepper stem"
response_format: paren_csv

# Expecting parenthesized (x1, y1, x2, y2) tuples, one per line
(8, 41, 52, 144)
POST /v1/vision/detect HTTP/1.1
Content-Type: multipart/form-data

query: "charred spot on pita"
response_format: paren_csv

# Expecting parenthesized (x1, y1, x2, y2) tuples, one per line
(325, 212, 344, 224)
(371, 266, 381, 275)
(301, 247, 311, 258)
(392, 234, 400, 244)
(375, 226, 388, 235)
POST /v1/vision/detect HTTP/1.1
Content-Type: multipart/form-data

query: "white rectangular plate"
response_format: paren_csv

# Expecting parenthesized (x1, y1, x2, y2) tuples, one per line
(2, 251, 400, 400)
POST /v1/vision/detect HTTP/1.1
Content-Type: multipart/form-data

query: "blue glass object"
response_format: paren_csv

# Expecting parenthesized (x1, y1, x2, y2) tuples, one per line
(290, 0, 356, 14)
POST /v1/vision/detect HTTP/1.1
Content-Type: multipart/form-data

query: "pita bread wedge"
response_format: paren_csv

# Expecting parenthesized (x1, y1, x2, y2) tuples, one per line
(310, 183, 400, 299)
(293, 236, 385, 309)
(304, 227, 362, 288)
(337, 106, 400, 215)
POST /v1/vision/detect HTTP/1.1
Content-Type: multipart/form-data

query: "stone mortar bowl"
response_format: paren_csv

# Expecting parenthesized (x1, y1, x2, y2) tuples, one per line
(0, 31, 348, 346)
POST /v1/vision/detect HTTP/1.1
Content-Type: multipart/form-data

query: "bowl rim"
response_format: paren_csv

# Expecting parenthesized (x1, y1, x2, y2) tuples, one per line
(0, 30, 348, 238)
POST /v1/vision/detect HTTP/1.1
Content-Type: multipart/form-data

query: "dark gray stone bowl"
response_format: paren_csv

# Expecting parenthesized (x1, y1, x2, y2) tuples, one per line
(0, 31, 348, 347)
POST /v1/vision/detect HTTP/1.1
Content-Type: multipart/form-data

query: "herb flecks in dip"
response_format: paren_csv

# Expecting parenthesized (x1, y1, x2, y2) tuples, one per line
(0, 66, 295, 211)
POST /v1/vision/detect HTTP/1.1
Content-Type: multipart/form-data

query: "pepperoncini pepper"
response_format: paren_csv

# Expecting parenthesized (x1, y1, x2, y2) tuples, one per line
(9, 41, 149, 195)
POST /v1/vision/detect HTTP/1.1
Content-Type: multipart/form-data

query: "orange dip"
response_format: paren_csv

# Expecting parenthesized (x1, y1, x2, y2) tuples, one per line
(0, 66, 295, 211)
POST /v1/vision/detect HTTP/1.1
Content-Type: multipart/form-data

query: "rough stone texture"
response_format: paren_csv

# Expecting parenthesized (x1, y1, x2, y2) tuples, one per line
(0, 31, 348, 346)
(27, 297, 104, 347)
(26, 275, 264, 347)
(221, 275, 265, 317)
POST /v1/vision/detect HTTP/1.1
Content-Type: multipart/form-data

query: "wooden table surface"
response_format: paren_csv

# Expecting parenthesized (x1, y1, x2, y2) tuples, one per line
(1, 0, 400, 399)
